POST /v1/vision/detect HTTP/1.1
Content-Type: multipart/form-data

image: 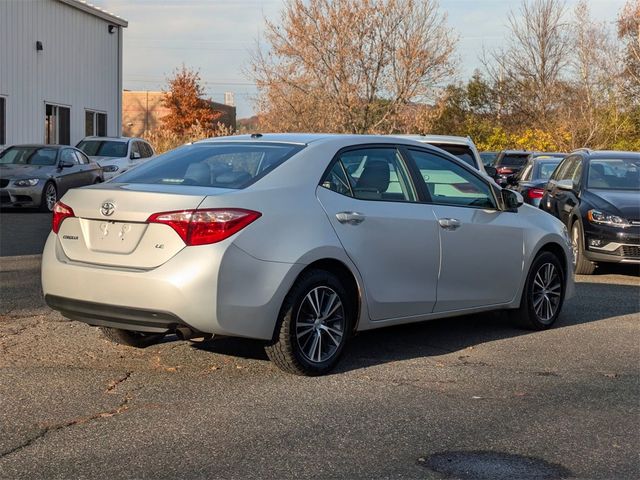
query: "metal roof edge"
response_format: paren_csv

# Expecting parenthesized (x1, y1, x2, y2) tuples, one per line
(57, 0, 128, 27)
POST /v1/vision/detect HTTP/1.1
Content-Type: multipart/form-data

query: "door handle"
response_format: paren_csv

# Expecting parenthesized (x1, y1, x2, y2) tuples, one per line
(336, 211, 365, 225)
(438, 218, 461, 231)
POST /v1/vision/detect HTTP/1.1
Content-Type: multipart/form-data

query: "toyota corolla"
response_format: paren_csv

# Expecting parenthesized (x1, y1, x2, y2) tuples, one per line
(42, 134, 574, 375)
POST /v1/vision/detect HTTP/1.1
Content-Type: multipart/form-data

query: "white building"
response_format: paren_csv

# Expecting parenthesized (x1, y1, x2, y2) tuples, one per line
(0, 0, 127, 148)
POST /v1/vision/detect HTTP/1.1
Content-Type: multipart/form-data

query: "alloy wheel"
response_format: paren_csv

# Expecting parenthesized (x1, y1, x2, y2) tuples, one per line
(45, 184, 57, 211)
(571, 225, 580, 267)
(295, 286, 345, 363)
(531, 263, 562, 323)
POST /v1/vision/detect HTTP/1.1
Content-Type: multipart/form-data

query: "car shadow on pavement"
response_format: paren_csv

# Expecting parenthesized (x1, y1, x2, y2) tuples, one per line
(191, 280, 640, 374)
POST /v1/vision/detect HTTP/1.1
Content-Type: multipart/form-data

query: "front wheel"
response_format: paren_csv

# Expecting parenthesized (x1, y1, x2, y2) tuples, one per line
(509, 251, 566, 330)
(39, 182, 57, 212)
(265, 269, 353, 376)
(571, 221, 596, 275)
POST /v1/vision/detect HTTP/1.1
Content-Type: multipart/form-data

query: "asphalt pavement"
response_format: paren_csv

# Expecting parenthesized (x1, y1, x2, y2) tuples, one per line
(0, 252, 638, 479)
(0, 210, 52, 257)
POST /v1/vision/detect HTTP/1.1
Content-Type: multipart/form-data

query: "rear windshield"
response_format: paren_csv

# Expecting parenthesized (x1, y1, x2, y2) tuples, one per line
(534, 160, 562, 180)
(429, 144, 477, 168)
(77, 140, 128, 158)
(498, 154, 529, 167)
(113, 142, 304, 189)
(0, 146, 58, 166)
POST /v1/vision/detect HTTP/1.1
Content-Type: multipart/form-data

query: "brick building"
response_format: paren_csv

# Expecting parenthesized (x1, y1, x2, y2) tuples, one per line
(122, 90, 236, 137)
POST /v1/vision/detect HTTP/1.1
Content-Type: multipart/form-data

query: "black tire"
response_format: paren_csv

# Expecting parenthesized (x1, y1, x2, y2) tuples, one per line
(571, 221, 596, 275)
(509, 251, 566, 330)
(100, 327, 164, 348)
(265, 269, 353, 376)
(39, 182, 57, 212)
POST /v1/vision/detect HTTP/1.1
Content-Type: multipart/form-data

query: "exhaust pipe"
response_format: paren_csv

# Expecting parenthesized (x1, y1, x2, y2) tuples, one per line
(175, 326, 213, 342)
(175, 326, 197, 341)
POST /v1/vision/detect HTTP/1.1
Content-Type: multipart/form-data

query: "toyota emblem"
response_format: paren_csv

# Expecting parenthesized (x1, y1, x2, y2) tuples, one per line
(101, 202, 115, 216)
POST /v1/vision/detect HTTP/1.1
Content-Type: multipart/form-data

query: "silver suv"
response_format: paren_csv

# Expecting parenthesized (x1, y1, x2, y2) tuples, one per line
(76, 136, 156, 180)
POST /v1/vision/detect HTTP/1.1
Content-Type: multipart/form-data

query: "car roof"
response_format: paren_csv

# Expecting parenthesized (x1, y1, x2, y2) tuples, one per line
(501, 150, 531, 154)
(581, 150, 640, 160)
(531, 153, 565, 160)
(6, 144, 67, 149)
(198, 133, 441, 147)
(80, 136, 134, 142)
(392, 134, 475, 147)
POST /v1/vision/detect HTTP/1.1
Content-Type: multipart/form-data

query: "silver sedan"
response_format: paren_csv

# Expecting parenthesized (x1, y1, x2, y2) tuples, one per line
(41, 134, 574, 375)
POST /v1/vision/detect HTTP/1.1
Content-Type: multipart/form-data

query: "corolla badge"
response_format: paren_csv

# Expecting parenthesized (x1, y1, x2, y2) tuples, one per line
(101, 202, 115, 216)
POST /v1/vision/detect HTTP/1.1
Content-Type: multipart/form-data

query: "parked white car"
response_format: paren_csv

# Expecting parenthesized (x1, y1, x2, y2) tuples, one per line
(393, 134, 490, 174)
(76, 136, 155, 180)
(42, 134, 574, 375)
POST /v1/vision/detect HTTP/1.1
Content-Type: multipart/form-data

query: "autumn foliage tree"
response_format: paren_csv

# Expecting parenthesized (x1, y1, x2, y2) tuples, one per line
(251, 0, 457, 134)
(161, 66, 222, 136)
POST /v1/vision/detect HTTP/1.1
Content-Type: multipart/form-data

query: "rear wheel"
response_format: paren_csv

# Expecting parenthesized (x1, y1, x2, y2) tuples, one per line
(265, 269, 353, 376)
(100, 327, 164, 348)
(39, 182, 57, 212)
(509, 251, 566, 330)
(571, 221, 596, 275)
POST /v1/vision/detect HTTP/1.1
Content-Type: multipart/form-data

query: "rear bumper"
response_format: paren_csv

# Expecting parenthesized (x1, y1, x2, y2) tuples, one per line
(41, 233, 303, 339)
(45, 295, 186, 333)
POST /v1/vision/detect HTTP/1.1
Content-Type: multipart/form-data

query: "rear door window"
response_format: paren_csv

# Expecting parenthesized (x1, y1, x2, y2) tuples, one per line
(114, 142, 304, 189)
(323, 147, 417, 202)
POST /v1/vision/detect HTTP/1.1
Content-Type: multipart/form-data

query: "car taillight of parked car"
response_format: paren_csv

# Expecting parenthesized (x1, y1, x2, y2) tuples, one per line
(497, 167, 513, 175)
(147, 208, 262, 246)
(52, 201, 75, 233)
(527, 188, 545, 199)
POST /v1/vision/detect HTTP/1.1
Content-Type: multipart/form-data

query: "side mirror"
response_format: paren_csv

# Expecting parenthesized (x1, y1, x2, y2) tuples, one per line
(485, 166, 498, 179)
(502, 189, 523, 212)
(59, 160, 75, 168)
(130, 152, 141, 160)
(557, 179, 575, 191)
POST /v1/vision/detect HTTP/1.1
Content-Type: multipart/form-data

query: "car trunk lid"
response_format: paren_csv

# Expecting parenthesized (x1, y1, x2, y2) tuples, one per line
(55, 183, 229, 268)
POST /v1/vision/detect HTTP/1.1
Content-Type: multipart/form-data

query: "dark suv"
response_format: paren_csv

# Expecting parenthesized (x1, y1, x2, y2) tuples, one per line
(540, 150, 640, 274)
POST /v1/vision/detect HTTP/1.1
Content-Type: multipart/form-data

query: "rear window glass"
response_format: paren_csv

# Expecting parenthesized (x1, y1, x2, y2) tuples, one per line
(113, 142, 304, 189)
(535, 160, 562, 180)
(499, 154, 529, 167)
(429, 144, 477, 168)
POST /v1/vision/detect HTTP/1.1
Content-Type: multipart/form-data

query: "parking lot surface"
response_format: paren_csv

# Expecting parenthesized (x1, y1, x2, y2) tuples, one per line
(0, 247, 638, 479)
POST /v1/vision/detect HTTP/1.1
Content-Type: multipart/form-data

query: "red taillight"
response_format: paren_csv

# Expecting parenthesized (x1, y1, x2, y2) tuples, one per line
(497, 167, 513, 175)
(527, 188, 545, 199)
(147, 208, 261, 246)
(52, 201, 75, 233)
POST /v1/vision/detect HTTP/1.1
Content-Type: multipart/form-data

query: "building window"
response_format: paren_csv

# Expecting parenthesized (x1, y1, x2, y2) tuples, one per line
(85, 110, 107, 137)
(45, 104, 70, 145)
(0, 97, 5, 146)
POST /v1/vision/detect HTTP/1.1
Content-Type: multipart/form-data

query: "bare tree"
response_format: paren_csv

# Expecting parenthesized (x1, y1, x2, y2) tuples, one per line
(618, 0, 640, 101)
(484, 0, 570, 125)
(250, 0, 457, 133)
(565, 0, 624, 148)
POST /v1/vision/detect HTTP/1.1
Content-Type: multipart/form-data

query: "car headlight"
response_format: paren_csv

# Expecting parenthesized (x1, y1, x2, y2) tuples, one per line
(587, 209, 631, 228)
(13, 178, 39, 187)
(102, 165, 119, 172)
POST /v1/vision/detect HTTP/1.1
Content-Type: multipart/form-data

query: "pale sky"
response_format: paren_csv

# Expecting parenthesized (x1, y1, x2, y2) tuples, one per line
(91, 0, 627, 119)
